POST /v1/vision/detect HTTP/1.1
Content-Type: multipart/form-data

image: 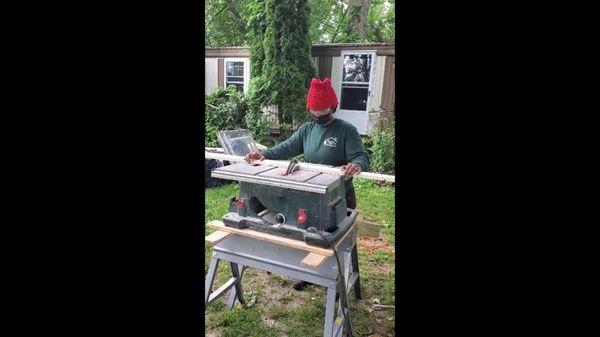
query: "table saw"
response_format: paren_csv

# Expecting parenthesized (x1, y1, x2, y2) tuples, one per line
(211, 162, 358, 248)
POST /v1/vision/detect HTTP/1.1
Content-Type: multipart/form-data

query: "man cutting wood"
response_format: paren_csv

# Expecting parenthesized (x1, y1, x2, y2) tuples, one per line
(244, 77, 370, 290)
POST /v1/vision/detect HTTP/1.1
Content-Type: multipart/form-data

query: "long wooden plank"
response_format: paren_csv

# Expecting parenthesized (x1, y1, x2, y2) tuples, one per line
(205, 230, 232, 245)
(204, 152, 395, 183)
(207, 220, 335, 256)
(300, 253, 328, 269)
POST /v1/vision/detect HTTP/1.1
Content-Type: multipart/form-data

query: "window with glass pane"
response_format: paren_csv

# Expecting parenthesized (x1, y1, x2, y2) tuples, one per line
(226, 61, 244, 92)
(340, 54, 372, 111)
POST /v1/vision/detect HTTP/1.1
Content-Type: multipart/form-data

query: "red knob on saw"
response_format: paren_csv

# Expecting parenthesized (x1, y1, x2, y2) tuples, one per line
(297, 209, 307, 224)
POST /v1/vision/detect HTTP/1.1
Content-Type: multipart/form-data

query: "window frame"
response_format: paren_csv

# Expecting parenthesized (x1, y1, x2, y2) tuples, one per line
(223, 58, 248, 93)
(337, 50, 377, 114)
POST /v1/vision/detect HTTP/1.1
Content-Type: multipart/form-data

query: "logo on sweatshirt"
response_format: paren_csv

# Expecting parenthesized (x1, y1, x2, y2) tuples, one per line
(323, 137, 338, 148)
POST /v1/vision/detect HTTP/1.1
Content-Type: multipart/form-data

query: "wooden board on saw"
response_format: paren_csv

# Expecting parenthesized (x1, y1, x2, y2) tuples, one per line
(205, 230, 232, 245)
(207, 220, 359, 257)
(300, 253, 328, 268)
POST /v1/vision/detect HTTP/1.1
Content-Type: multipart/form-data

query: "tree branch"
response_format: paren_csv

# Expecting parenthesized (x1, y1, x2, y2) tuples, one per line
(207, 3, 229, 26)
(224, 0, 247, 37)
(330, 3, 349, 43)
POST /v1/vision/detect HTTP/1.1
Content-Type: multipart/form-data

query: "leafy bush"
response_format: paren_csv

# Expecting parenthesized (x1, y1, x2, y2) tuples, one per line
(362, 136, 373, 156)
(366, 131, 395, 174)
(205, 86, 248, 146)
(205, 86, 271, 147)
(244, 103, 271, 145)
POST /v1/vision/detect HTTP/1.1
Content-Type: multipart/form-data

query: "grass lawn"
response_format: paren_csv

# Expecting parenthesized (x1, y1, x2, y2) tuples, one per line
(204, 179, 396, 337)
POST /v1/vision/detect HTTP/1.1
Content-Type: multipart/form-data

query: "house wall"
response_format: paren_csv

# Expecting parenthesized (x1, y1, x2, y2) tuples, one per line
(330, 56, 342, 104)
(205, 57, 251, 94)
(381, 56, 395, 111)
(369, 55, 386, 112)
(206, 44, 395, 135)
(317, 56, 333, 79)
(205, 58, 219, 94)
(217, 59, 224, 87)
(364, 55, 387, 135)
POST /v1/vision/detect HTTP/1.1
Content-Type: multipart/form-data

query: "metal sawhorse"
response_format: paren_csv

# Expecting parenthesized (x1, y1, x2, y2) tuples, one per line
(205, 223, 361, 337)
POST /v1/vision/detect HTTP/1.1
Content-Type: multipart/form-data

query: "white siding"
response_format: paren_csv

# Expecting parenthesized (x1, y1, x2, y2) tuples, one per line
(330, 56, 342, 102)
(364, 56, 387, 135)
(205, 58, 218, 94)
(369, 56, 386, 112)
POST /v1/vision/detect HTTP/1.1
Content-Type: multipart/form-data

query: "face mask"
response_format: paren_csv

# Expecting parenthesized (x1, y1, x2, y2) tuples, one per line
(311, 113, 332, 125)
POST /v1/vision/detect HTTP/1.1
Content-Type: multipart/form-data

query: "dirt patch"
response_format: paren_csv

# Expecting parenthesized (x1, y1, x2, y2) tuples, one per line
(204, 327, 218, 337)
(241, 268, 326, 312)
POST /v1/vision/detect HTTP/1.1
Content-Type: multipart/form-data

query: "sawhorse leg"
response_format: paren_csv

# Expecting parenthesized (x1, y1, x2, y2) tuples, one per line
(328, 244, 362, 337)
(351, 244, 361, 299)
(205, 257, 219, 307)
(205, 256, 245, 310)
(325, 251, 358, 337)
(323, 284, 337, 337)
(337, 253, 353, 337)
(226, 263, 245, 309)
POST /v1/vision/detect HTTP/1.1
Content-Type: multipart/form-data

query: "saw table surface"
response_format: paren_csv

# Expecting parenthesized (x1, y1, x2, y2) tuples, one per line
(212, 162, 343, 194)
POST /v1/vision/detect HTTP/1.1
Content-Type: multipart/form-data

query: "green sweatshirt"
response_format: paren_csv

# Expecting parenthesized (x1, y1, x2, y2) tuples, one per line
(261, 119, 370, 172)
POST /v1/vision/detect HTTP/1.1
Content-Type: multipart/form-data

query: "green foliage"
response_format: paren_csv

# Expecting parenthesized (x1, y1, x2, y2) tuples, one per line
(309, 0, 395, 44)
(279, 122, 295, 138)
(205, 0, 395, 47)
(204, 183, 239, 231)
(366, 0, 395, 42)
(362, 135, 373, 155)
(246, 1, 268, 78)
(205, 86, 248, 146)
(283, 299, 326, 337)
(353, 178, 395, 242)
(368, 131, 395, 174)
(205, 0, 252, 47)
(307, 0, 337, 43)
(216, 308, 278, 337)
(247, 0, 317, 126)
(244, 102, 271, 145)
(204, 86, 271, 146)
(269, 306, 291, 320)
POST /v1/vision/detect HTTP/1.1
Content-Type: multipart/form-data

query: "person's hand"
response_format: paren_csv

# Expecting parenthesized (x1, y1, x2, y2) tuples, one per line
(341, 163, 362, 176)
(244, 151, 265, 163)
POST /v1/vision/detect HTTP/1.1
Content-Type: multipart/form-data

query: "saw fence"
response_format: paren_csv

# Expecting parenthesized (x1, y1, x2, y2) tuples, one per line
(205, 149, 395, 183)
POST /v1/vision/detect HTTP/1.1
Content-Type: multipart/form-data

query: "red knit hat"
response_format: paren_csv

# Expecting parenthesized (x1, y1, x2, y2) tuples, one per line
(306, 78, 338, 111)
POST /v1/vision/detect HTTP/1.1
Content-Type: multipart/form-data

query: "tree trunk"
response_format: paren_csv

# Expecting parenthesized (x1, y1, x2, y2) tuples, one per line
(372, 25, 384, 42)
(346, 0, 372, 42)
